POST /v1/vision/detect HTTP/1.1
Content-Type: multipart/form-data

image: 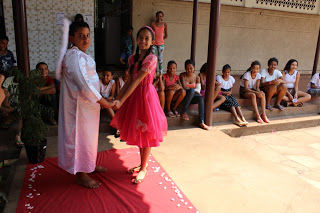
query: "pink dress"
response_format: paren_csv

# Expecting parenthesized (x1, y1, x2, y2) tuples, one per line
(110, 54, 167, 148)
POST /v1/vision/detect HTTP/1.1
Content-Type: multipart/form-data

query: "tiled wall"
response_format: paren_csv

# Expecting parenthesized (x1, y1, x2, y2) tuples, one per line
(3, 0, 95, 73)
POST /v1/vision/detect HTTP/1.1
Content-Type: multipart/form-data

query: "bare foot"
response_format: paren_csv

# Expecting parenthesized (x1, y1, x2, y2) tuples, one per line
(200, 123, 210, 130)
(261, 114, 270, 123)
(256, 115, 263, 124)
(128, 165, 141, 174)
(76, 173, 100, 188)
(132, 170, 147, 184)
(94, 166, 107, 173)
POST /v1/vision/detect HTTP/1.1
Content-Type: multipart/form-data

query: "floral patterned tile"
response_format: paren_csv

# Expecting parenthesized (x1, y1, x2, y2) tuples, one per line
(27, 9, 38, 31)
(52, 0, 68, 11)
(37, 0, 53, 10)
(26, 0, 37, 10)
(38, 10, 54, 31)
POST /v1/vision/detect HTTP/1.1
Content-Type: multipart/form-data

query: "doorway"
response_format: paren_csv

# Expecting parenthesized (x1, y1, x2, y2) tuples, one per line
(95, 0, 132, 70)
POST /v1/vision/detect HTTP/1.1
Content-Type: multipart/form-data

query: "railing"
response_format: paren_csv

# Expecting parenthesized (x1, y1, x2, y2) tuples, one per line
(182, 0, 320, 14)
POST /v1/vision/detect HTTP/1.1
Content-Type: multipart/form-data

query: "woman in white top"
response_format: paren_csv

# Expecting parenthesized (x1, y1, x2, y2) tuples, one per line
(240, 61, 269, 123)
(217, 64, 248, 127)
(260, 57, 286, 111)
(282, 59, 311, 107)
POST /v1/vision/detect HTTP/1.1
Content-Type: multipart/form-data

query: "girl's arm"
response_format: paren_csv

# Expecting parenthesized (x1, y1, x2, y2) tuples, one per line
(164, 22, 168, 39)
(244, 79, 256, 93)
(294, 72, 300, 98)
(117, 71, 149, 106)
(115, 78, 120, 97)
(180, 73, 189, 90)
(117, 76, 132, 100)
(199, 73, 206, 90)
(108, 82, 116, 100)
(311, 82, 320, 89)
(256, 79, 261, 91)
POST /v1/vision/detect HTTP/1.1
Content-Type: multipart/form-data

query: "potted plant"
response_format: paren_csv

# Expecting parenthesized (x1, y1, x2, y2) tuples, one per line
(9, 68, 52, 164)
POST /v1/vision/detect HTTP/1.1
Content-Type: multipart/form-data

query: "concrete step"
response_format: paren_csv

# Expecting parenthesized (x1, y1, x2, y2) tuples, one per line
(215, 114, 320, 137)
(48, 103, 320, 137)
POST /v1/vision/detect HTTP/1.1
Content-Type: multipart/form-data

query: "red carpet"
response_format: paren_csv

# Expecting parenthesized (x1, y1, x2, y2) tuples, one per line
(17, 148, 198, 213)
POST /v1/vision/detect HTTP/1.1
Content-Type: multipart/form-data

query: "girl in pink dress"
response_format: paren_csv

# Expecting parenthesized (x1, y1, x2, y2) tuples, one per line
(111, 26, 167, 184)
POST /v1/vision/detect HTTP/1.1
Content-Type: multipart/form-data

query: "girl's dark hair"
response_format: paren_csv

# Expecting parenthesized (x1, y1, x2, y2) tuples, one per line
(36, 62, 48, 70)
(74, 14, 84, 22)
(284, 59, 298, 72)
(200, 63, 207, 73)
(167, 60, 177, 68)
(129, 26, 155, 74)
(69, 21, 90, 36)
(222, 64, 231, 72)
(268, 57, 278, 66)
(185, 59, 195, 69)
(156, 11, 164, 16)
(241, 60, 261, 79)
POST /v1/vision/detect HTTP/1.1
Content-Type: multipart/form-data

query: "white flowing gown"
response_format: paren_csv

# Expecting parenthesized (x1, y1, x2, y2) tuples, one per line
(58, 46, 102, 174)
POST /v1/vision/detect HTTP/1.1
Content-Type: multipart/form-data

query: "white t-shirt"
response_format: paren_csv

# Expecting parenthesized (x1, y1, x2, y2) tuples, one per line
(100, 79, 115, 98)
(308, 73, 320, 90)
(260, 69, 282, 82)
(240, 72, 261, 89)
(284, 70, 298, 89)
(216, 75, 235, 90)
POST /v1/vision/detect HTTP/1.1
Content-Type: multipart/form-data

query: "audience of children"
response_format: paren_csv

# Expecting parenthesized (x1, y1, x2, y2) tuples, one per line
(260, 57, 287, 111)
(282, 59, 311, 107)
(199, 63, 226, 111)
(180, 59, 209, 130)
(240, 61, 270, 123)
(217, 64, 248, 127)
(162, 60, 185, 117)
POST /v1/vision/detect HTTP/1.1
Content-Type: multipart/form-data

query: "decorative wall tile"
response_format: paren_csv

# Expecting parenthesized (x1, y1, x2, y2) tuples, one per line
(3, 0, 95, 72)
(27, 8, 38, 31)
(37, 0, 53, 10)
(52, 0, 68, 12)
(26, 0, 37, 10)
(38, 10, 54, 31)
(68, 0, 82, 12)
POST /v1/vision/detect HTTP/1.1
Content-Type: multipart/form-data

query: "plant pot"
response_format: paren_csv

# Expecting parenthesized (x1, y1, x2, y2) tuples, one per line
(24, 139, 47, 164)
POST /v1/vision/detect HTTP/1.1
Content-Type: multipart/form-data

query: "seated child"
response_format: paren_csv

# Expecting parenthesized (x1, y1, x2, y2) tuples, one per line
(307, 72, 320, 96)
(240, 60, 269, 123)
(199, 63, 225, 111)
(260, 57, 286, 111)
(282, 59, 311, 107)
(36, 62, 57, 125)
(116, 68, 130, 97)
(217, 64, 248, 127)
(180, 59, 209, 130)
(100, 70, 116, 119)
(162, 60, 185, 117)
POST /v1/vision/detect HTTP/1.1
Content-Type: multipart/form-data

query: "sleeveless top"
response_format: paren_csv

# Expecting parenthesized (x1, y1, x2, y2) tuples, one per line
(152, 23, 165, 46)
(284, 70, 298, 89)
(162, 73, 179, 88)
